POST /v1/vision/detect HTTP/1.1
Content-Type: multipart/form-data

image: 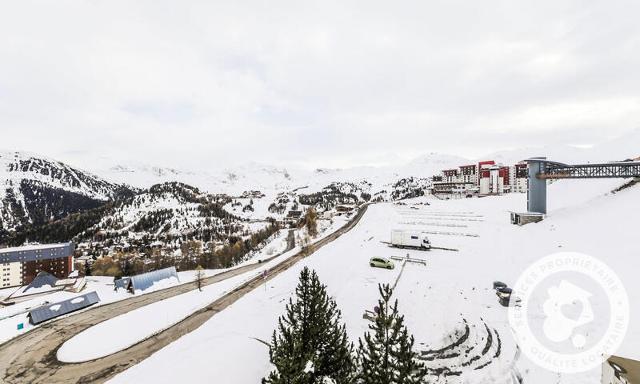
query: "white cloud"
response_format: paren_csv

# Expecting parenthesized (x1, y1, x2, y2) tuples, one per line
(0, 0, 638, 169)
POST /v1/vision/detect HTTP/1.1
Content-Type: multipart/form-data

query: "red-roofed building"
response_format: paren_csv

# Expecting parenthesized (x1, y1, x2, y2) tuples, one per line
(430, 160, 526, 197)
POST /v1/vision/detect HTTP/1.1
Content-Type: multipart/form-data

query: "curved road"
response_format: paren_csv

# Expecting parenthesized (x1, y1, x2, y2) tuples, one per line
(0, 205, 369, 383)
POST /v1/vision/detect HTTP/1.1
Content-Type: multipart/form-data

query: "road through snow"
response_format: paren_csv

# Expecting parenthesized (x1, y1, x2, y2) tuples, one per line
(0, 206, 368, 384)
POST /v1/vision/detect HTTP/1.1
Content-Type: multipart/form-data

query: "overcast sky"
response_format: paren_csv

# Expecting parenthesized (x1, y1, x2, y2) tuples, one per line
(1, 0, 639, 170)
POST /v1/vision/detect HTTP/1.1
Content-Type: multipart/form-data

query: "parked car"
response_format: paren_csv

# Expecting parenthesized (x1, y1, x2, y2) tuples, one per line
(493, 281, 507, 290)
(496, 287, 513, 307)
(369, 257, 395, 269)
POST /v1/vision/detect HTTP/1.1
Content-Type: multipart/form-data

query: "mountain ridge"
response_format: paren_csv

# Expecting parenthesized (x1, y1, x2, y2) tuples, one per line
(0, 151, 135, 234)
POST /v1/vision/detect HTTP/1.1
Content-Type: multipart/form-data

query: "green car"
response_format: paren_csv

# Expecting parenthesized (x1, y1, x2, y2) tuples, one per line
(369, 257, 395, 269)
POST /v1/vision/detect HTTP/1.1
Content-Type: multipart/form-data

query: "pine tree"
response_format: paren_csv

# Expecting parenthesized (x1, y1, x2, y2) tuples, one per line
(357, 284, 427, 384)
(264, 267, 355, 384)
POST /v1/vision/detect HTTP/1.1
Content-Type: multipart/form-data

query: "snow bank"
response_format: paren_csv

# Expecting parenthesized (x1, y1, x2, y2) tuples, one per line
(57, 248, 303, 362)
(57, 271, 258, 362)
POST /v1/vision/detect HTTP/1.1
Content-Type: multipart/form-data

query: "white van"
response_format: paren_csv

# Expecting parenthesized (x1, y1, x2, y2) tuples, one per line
(390, 230, 431, 249)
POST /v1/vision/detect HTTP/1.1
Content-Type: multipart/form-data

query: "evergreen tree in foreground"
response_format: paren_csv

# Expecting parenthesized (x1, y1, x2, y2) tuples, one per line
(357, 284, 427, 384)
(264, 267, 355, 384)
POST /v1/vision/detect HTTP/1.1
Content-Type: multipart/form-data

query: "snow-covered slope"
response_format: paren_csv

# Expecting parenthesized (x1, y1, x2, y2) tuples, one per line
(93, 161, 294, 196)
(76, 182, 256, 247)
(45, 152, 467, 225)
(0, 151, 131, 232)
(64, 158, 300, 196)
(108, 177, 639, 384)
(4, 139, 635, 249)
(64, 153, 468, 197)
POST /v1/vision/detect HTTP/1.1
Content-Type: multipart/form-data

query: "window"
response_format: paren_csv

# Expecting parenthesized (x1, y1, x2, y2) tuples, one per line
(411, 236, 419, 240)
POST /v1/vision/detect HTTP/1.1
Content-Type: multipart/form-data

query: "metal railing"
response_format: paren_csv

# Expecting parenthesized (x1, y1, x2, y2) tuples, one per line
(538, 161, 640, 179)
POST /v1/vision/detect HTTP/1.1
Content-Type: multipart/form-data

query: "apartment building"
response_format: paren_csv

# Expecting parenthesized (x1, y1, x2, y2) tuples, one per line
(430, 160, 528, 196)
(0, 243, 75, 288)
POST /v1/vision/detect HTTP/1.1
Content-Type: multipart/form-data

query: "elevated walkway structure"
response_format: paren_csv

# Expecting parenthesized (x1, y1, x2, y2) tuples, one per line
(525, 157, 640, 214)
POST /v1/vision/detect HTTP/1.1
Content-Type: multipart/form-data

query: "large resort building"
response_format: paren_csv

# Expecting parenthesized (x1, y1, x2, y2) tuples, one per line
(429, 160, 529, 197)
(0, 243, 75, 288)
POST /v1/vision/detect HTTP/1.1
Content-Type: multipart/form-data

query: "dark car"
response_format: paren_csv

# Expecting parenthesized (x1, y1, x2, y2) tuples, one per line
(496, 287, 513, 307)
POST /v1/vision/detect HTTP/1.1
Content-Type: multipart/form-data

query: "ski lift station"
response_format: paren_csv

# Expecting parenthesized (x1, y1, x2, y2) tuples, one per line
(511, 157, 640, 224)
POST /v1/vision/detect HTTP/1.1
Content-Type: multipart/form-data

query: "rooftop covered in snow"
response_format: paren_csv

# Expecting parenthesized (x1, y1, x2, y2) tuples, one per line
(0, 243, 75, 264)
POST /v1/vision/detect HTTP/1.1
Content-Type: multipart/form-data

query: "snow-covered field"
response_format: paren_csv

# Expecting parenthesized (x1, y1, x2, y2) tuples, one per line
(107, 178, 639, 384)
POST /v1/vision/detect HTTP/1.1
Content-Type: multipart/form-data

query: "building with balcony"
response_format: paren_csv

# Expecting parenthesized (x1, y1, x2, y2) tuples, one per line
(0, 243, 75, 288)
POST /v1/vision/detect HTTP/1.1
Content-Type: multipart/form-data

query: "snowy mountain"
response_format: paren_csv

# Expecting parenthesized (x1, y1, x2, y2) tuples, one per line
(1, 180, 273, 254)
(3, 135, 635, 247)
(0, 151, 133, 233)
(9, 139, 635, 248)
(84, 182, 246, 246)
(62, 152, 468, 197)
(0, 150, 470, 244)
